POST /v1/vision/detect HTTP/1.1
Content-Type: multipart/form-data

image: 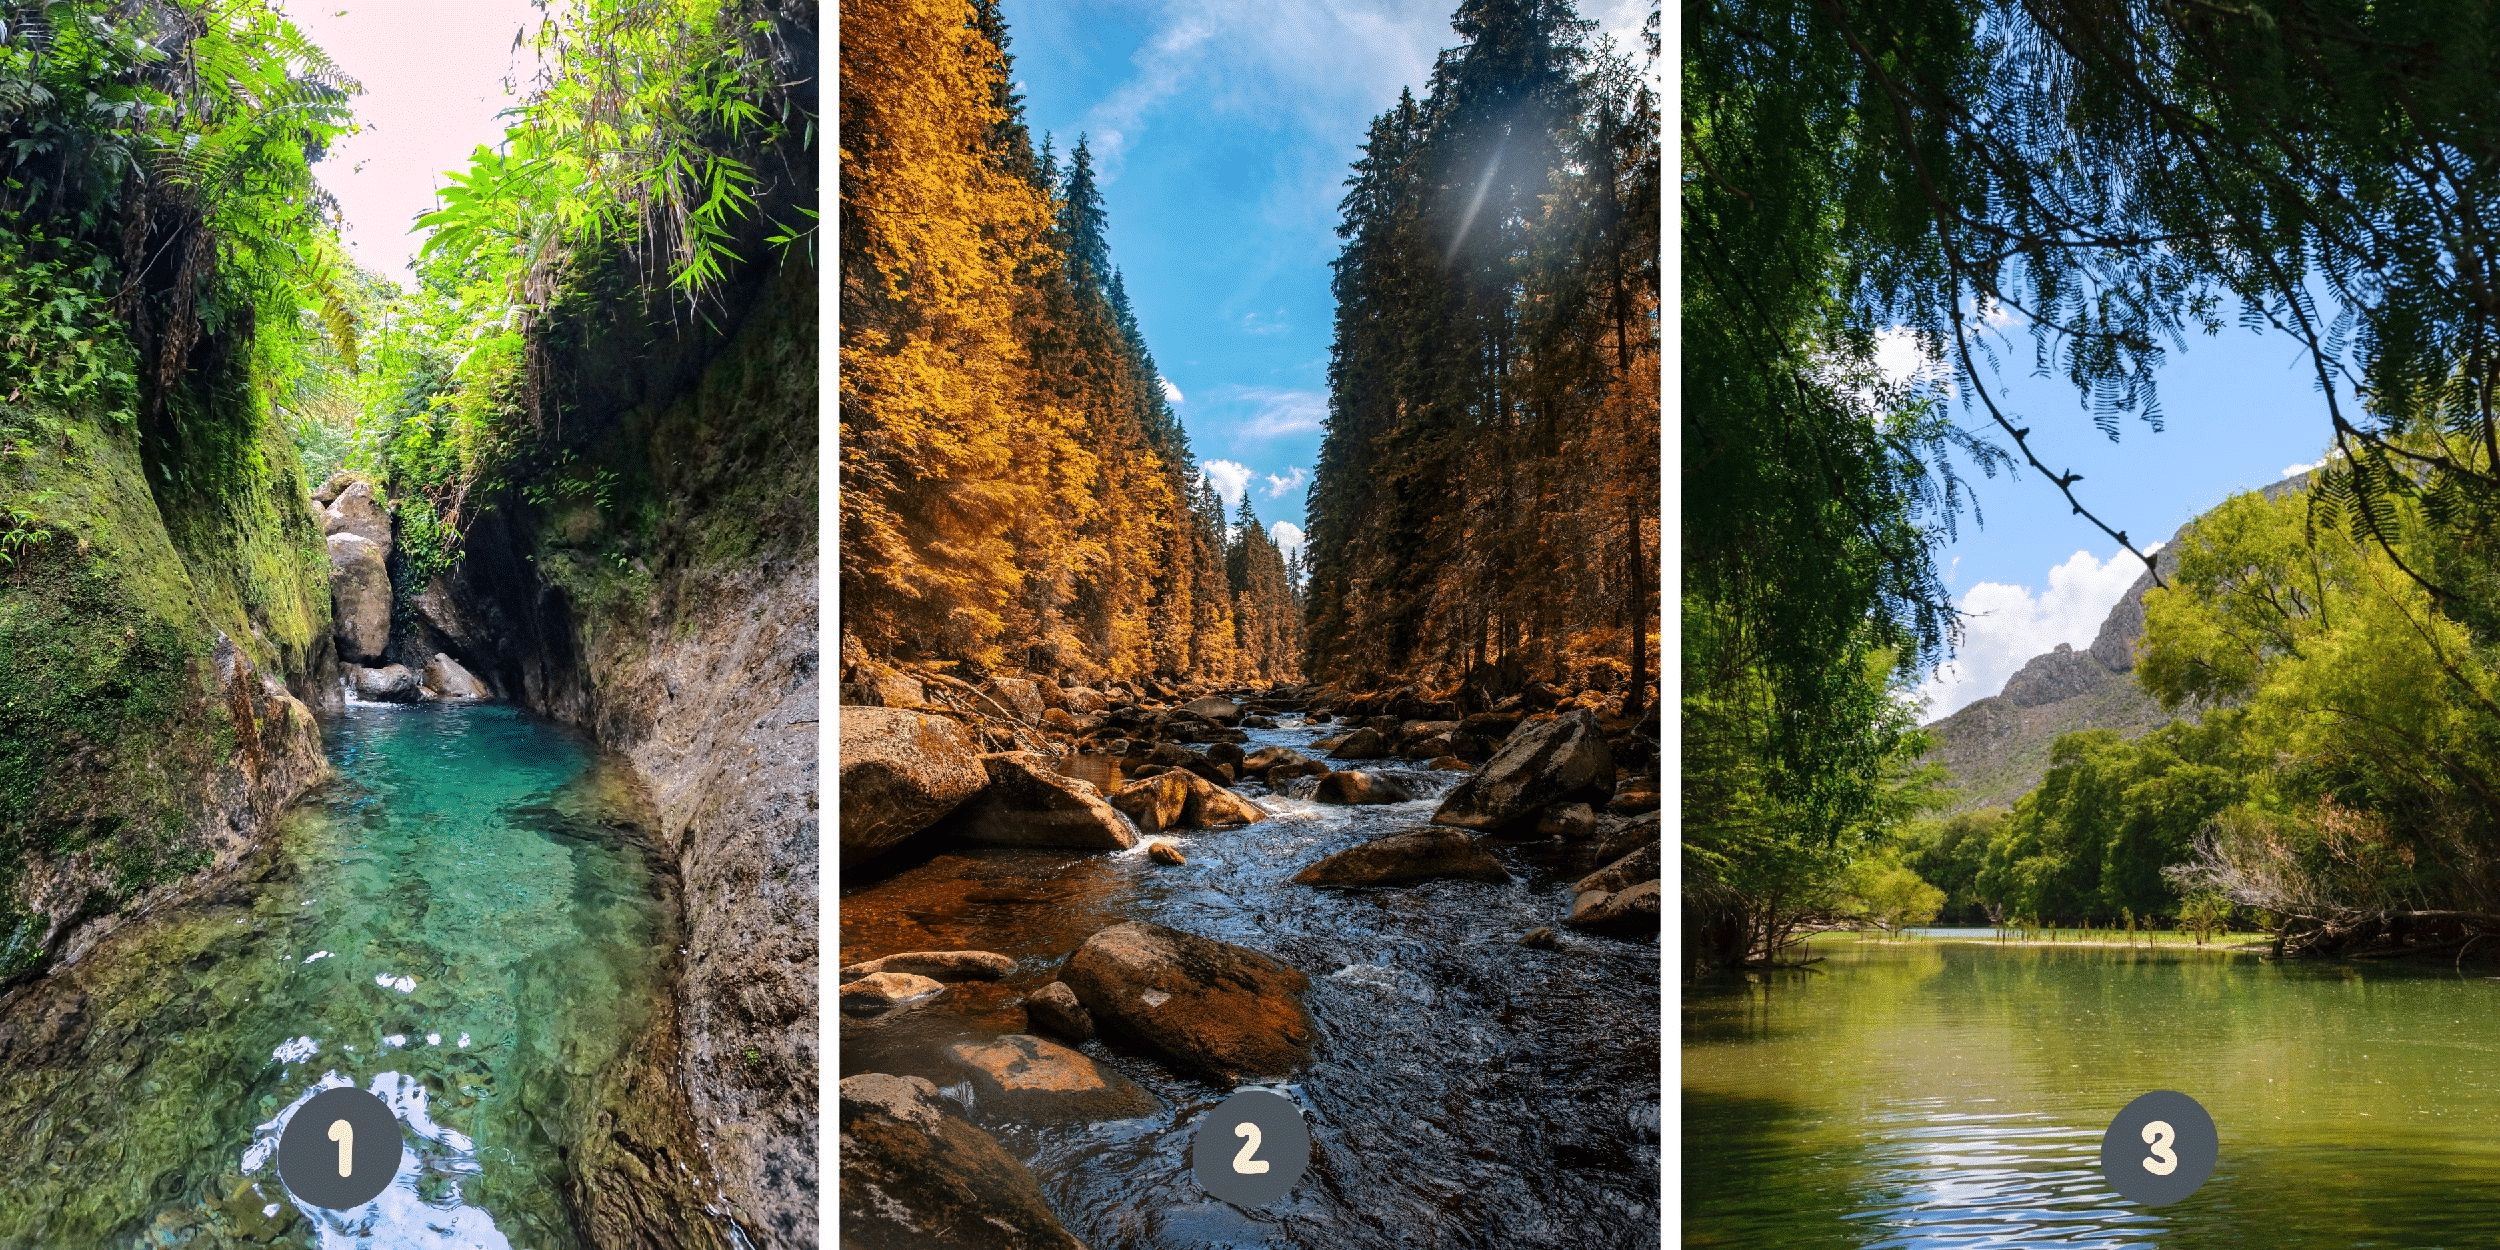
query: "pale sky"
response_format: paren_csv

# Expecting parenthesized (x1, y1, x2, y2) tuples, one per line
(279, 0, 545, 282)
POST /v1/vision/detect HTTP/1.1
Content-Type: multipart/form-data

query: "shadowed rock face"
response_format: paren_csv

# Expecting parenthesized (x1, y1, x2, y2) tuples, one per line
(1431, 709, 1614, 832)
(1060, 922, 1317, 1082)
(838, 1074, 1090, 1250)
(948, 753, 1137, 850)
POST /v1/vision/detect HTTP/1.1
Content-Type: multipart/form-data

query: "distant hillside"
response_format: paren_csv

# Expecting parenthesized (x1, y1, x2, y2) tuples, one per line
(1922, 473, 2311, 811)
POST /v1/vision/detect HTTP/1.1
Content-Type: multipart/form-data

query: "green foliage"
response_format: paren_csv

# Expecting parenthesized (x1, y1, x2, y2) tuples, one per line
(1843, 860, 1947, 936)
(0, 231, 135, 416)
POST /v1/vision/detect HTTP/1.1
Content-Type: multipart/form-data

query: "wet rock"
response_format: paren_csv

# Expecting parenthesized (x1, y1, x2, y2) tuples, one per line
(327, 533, 391, 662)
(1108, 772, 1188, 831)
(1061, 922, 1317, 1082)
(1242, 714, 1279, 728)
(1266, 759, 1329, 783)
(1149, 840, 1186, 865)
(1519, 927, 1561, 950)
(422, 652, 488, 700)
(842, 950, 1016, 982)
(1593, 811, 1661, 862)
(1405, 734, 1455, 760)
(1607, 780, 1661, 815)
(1427, 756, 1473, 772)
(950, 753, 1137, 850)
(1178, 696, 1242, 724)
(1536, 802, 1598, 840)
(1177, 772, 1264, 827)
(1329, 727, 1392, 760)
(942, 1034, 1160, 1123)
(322, 478, 392, 551)
(1177, 756, 1237, 787)
(1025, 981, 1094, 1042)
(1431, 709, 1614, 833)
(1242, 746, 1310, 774)
(839, 972, 947, 1014)
(410, 577, 492, 668)
(1565, 880, 1661, 938)
(838, 1073, 1089, 1250)
(839, 709, 988, 860)
(1310, 733, 1349, 753)
(1204, 740, 1247, 769)
(1575, 838, 1661, 896)
(1397, 719, 1460, 748)
(1313, 769, 1414, 806)
(350, 663, 422, 703)
(1292, 826, 1511, 887)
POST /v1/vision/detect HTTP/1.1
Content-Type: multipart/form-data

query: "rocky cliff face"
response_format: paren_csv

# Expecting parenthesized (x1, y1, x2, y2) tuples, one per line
(1923, 472, 2314, 810)
(439, 248, 817, 1247)
(0, 364, 333, 986)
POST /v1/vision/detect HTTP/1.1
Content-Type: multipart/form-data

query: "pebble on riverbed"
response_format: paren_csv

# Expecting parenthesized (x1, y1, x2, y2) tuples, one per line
(1519, 927, 1561, 950)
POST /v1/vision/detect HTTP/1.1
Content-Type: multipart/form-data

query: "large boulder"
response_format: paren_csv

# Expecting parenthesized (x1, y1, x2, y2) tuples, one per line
(839, 709, 989, 860)
(838, 1073, 1090, 1250)
(1313, 770, 1413, 806)
(986, 677, 1047, 723)
(1060, 922, 1316, 1081)
(1329, 727, 1392, 760)
(1431, 709, 1614, 833)
(1242, 746, 1312, 776)
(1107, 771, 1263, 832)
(326, 533, 391, 663)
(950, 753, 1137, 850)
(322, 478, 392, 551)
(421, 652, 488, 700)
(1292, 827, 1511, 887)
(941, 1033, 1161, 1122)
(349, 663, 422, 703)
(1535, 802, 1598, 840)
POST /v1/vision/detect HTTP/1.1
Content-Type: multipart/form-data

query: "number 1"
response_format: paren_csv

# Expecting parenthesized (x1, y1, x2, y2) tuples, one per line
(2141, 1119, 2177, 1176)
(329, 1119, 354, 1177)
(1232, 1122, 1270, 1175)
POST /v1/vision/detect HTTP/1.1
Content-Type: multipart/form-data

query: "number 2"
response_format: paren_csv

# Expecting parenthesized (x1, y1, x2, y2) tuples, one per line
(2141, 1119, 2177, 1176)
(1232, 1121, 1270, 1175)
(329, 1119, 354, 1178)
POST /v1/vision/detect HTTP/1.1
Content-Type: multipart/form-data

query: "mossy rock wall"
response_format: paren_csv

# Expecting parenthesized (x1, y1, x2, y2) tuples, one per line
(0, 370, 333, 986)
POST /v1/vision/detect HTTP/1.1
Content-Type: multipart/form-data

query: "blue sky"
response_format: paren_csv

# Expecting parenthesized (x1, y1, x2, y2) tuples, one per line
(1910, 312, 2356, 717)
(1001, 0, 1653, 560)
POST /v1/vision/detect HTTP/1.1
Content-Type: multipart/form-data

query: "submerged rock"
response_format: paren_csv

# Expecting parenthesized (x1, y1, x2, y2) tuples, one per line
(349, 664, 421, 703)
(1519, 927, 1561, 950)
(842, 950, 1015, 982)
(1313, 769, 1413, 806)
(949, 753, 1137, 850)
(1431, 709, 1614, 833)
(1025, 981, 1095, 1042)
(422, 652, 488, 700)
(839, 972, 947, 1014)
(1061, 922, 1316, 1081)
(327, 533, 391, 663)
(1148, 840, 1186, 865)
(839, 708, 989, 860)
(838, 1073, 1090, 1250)
(1292, 827, 1511, 887)
(941, 1033, 1161, 1122)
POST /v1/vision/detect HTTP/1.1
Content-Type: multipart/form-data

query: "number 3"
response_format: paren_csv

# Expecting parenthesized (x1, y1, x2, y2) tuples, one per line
(328, 1119, 355, 1178)
(2141, 1119, 2177, 1176)
(1232, 1121, 1270, 1175)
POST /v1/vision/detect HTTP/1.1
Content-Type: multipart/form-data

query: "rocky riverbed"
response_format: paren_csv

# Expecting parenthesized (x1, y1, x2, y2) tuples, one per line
(838, 674, 1662, 1249)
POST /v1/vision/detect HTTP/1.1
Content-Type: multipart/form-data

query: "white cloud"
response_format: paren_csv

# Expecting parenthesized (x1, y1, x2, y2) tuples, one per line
(2283, 460, 2322, 478)
(1161, 376, 1185, 404)
(1213, 385, 1327, 439)
(1201, 459, 1254, 505)
(1915, 548, 2146, 719)
(1240, 310, 1290, 336)
(1270, 520, 1307, 561)
(1262, 466, 1308, 498)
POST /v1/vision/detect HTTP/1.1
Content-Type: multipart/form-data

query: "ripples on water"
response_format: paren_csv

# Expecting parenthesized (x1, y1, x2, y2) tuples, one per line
(1685, 936, 2500, 1249)
(0, 702, 672, 1248)
(842, 716, 1664, 1250)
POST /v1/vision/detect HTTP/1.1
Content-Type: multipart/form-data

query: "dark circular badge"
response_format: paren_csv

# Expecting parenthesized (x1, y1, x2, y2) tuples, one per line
(277, 1086, 403, 1209)
(2098, 1089, 2218, 1206)
(1189, 1088, 1312, 1208)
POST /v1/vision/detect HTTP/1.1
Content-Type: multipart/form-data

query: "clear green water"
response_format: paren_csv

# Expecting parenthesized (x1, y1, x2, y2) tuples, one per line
(1685, 935, 2500, 1248)
(0, 702, 672, 1248)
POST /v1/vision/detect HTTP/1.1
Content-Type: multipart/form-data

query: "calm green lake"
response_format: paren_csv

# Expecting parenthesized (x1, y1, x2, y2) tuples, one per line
(1685, 935, 2500, 1248)
(0, 702, 672, 1248)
